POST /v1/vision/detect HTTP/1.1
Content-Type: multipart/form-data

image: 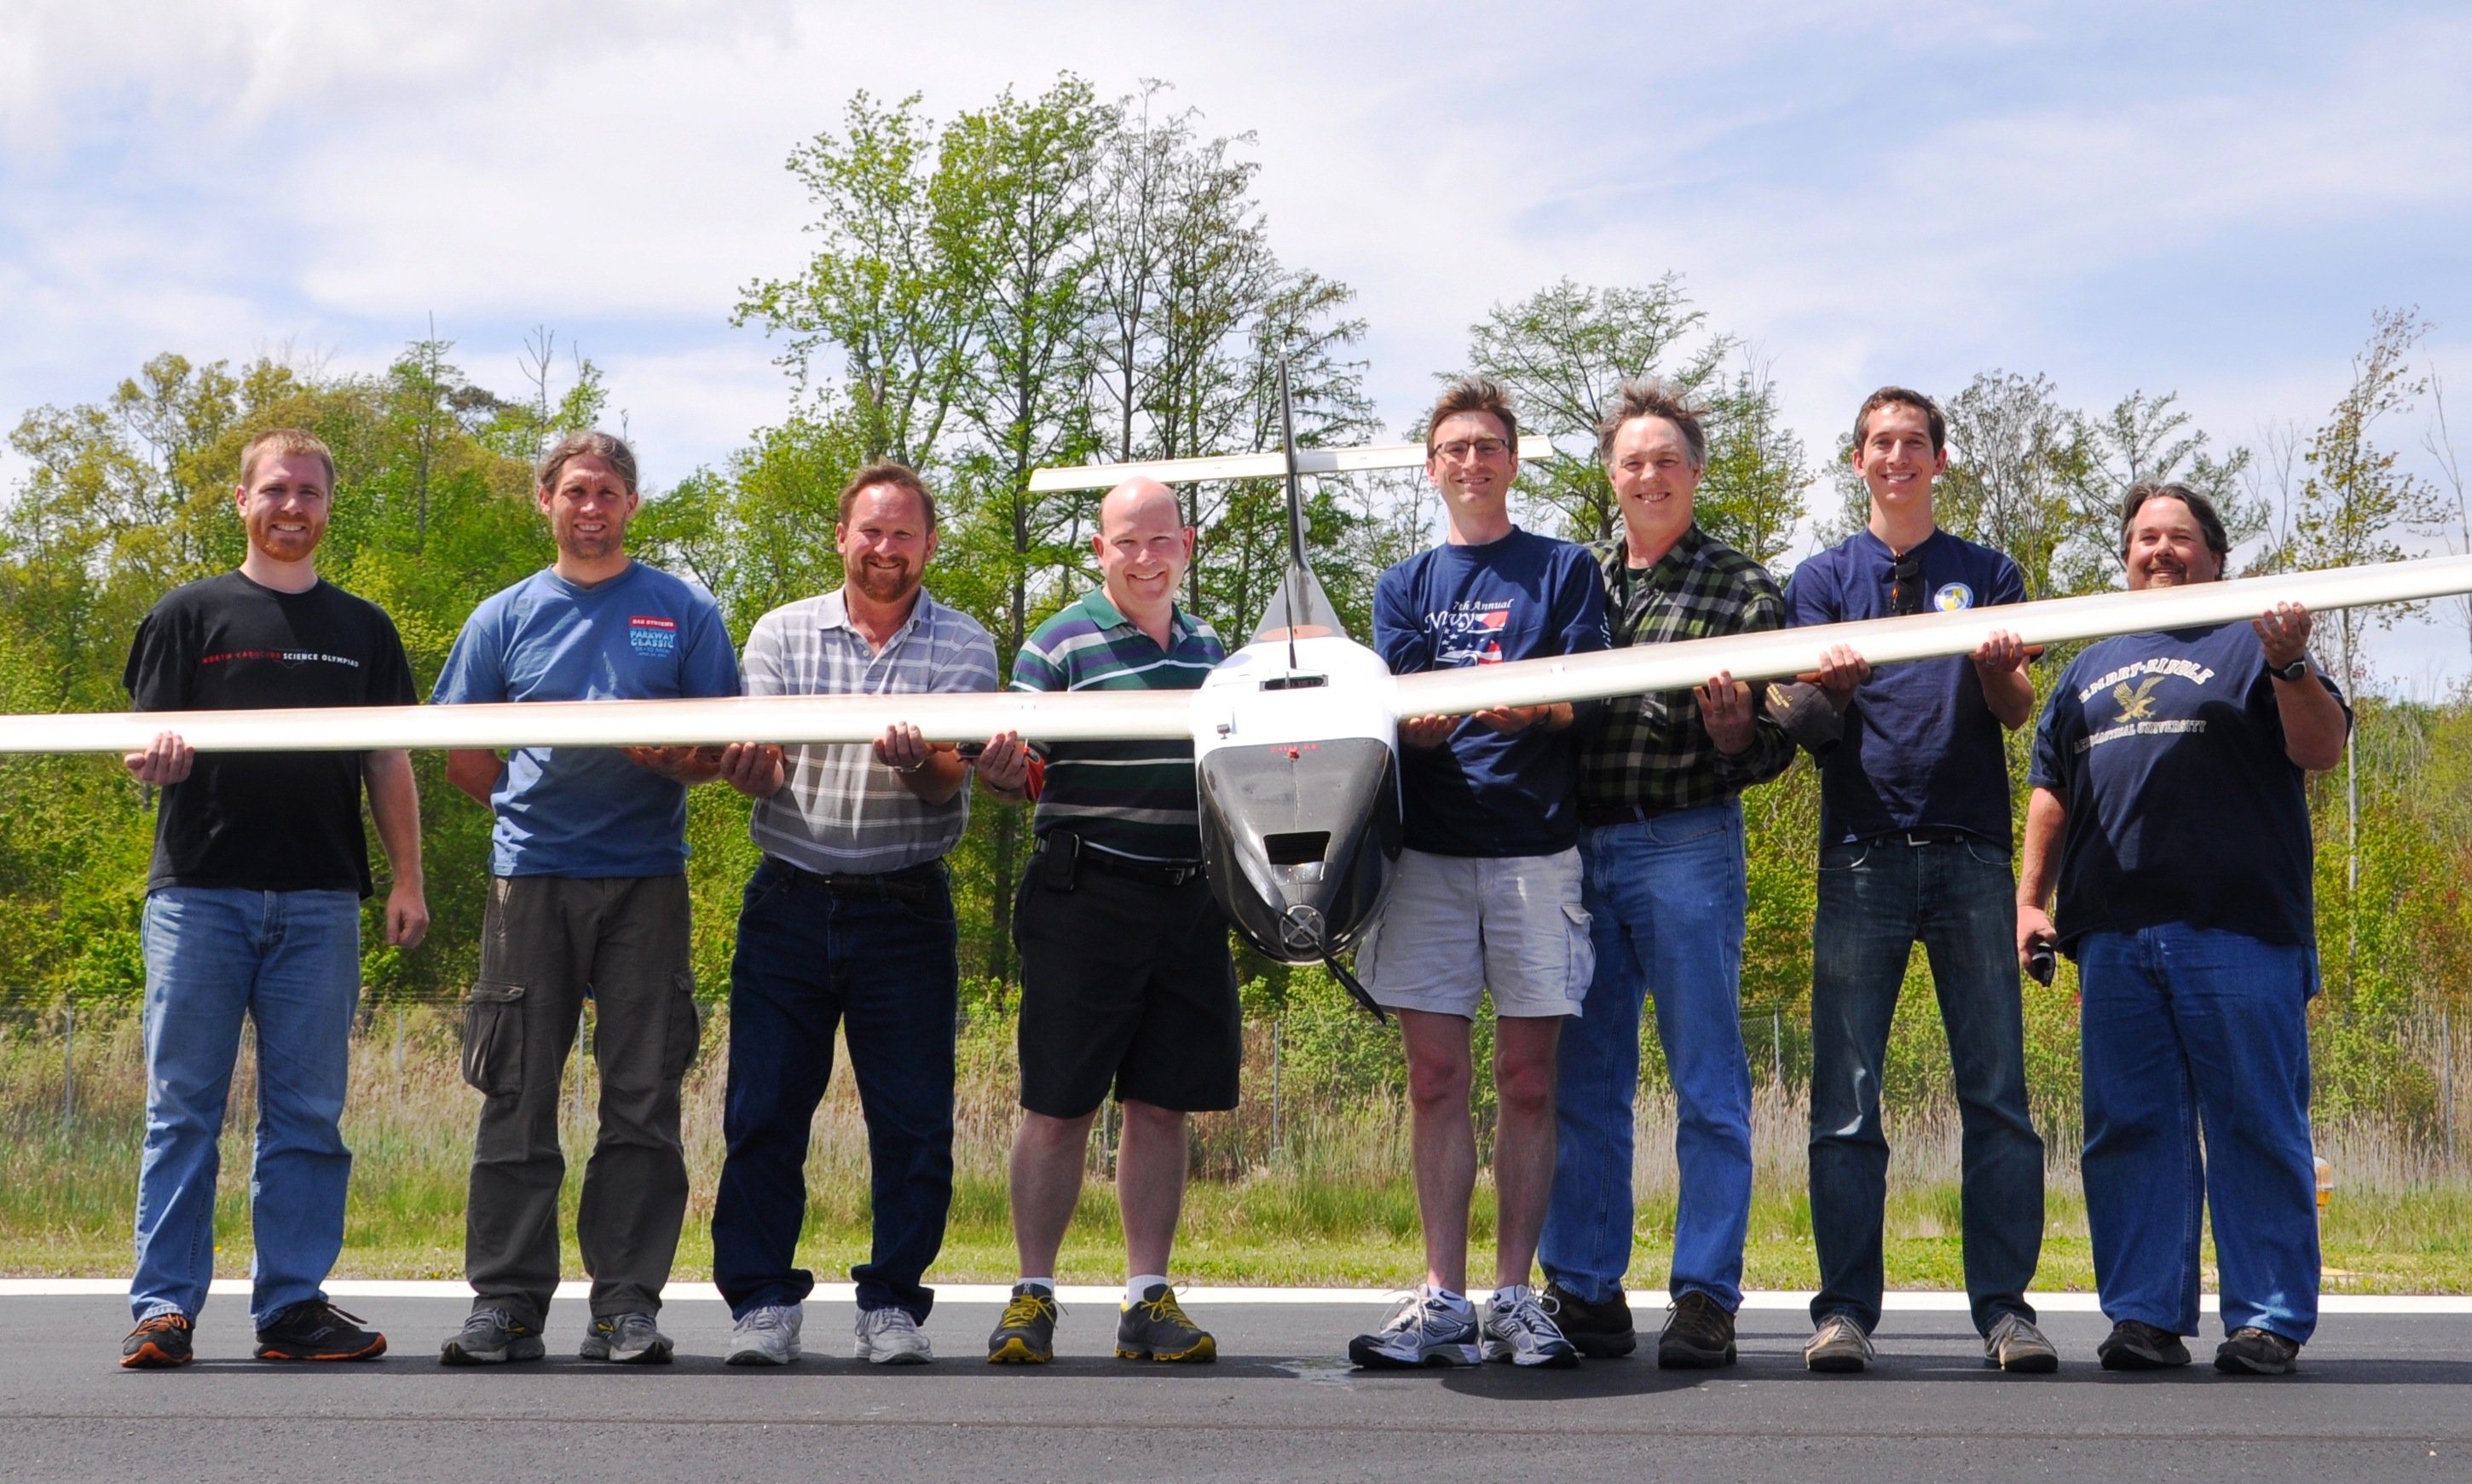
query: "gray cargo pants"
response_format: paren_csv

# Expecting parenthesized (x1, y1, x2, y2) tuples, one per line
(459, 874, 702, 1328)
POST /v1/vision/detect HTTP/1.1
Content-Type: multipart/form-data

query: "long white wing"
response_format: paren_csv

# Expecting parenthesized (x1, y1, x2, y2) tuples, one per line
(1394, 553, 2472, 715)
(1027, 436, 1556, 492)
(0, 690, 1198, 755)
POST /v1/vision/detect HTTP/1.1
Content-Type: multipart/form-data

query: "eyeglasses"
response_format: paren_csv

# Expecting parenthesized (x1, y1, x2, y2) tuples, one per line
(1432, 437, 1510, 462)
(1887, 551, 1925, 616)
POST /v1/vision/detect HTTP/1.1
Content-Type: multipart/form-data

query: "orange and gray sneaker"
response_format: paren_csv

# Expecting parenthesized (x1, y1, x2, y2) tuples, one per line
(986, 1283, 1060, 1364)
(1117, 1284, 1216, 1363)
(253, 1300, 387, 1361)
(121, 1312, 194, 1369)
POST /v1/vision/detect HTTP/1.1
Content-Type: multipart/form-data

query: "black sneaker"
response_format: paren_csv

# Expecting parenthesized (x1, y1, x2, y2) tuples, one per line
(1543, 1280, 1637, 1359)
(987, 1284, 1060, 1364)
(2095, 1319, 2191, 1371)
(1657, 1291, 1737, 1369)
(121, 1312, 193, 1369)
(254, 1300, 386, 1361)
(2215, 1326, 2300, 1376)
(1116, 1284, 1216, 1363)
(440, 1308, 547, 1366)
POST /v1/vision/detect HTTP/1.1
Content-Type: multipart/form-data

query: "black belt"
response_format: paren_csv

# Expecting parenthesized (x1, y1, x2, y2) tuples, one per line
(1861, 829, 1979, 847)
(764, 856, 945, 904)
(1579, 800, 1694, 829)
(1036, 836, 1207, 888)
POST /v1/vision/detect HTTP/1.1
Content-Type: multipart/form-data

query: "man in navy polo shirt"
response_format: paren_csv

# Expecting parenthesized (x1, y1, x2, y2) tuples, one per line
(431, 430, 741, 1368)
(2019, 482, 2348, 1377)
(1784, 387, 2054, 1374)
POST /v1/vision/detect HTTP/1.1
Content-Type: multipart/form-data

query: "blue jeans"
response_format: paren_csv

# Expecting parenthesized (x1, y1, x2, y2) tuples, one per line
(712, 860, 959, 1322)
(132, 886, 362, 1325)
(2079, 927, 2319, 1343)
(1544, 801, 1752, 1310)
(1809, 835, 2043, 1337)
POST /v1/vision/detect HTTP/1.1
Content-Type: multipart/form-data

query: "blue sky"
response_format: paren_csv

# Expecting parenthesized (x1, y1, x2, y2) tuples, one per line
(5, 0, 2470, 687)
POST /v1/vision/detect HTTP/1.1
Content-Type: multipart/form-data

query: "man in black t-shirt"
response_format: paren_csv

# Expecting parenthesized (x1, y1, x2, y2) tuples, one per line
(116, 429, 428, 1372)
(2019, 482, 2349, 1378)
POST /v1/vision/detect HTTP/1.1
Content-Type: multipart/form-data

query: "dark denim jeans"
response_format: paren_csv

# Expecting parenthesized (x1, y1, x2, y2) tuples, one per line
(711, 859, 959, 1323)
(133, 886, 361, 1326)
(1809, 834, 2043, 1337)
(2079, 927, 2319, 1343)
(1544, 800, 1753, 1311)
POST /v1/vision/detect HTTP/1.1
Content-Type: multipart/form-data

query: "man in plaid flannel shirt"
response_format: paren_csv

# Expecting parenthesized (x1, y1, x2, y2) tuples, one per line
(1539, 379, 1794, 1370)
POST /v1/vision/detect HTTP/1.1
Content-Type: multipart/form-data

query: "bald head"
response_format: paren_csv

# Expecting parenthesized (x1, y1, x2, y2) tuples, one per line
(1100, 476, 1181, 533)
(1093, 476, 1193, 632)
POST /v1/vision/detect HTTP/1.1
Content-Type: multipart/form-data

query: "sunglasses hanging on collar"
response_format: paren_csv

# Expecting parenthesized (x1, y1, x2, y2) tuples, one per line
(1887, 550, 1926, 616)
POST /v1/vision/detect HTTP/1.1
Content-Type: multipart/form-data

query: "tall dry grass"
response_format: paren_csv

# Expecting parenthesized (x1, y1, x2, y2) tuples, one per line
(3, 1002, 2468, 1291)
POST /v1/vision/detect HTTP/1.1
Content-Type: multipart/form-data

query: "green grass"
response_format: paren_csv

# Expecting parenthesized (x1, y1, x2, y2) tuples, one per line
(6, 1006, 2471, 1292)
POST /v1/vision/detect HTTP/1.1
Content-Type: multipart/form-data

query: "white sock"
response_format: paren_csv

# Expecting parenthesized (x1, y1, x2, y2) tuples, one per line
(1018, 1277, 1055, 1294)
(1126, 1273, 1170, 1304)
(1422, 1283, 1469, 1306)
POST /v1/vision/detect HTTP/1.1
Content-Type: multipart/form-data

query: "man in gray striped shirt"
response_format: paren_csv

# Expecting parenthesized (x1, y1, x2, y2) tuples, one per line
(708, 461, 1000, 1368)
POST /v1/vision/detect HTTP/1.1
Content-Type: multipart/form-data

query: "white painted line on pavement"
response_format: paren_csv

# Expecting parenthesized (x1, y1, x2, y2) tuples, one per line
(3, 1279, 2466, 1314)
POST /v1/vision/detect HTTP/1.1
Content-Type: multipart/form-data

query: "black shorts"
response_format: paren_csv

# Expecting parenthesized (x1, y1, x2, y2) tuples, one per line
(1013, 859, 1241, 1118)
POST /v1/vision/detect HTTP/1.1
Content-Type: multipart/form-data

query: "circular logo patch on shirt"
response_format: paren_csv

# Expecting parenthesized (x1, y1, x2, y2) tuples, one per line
(1932, 583, 1974, 612)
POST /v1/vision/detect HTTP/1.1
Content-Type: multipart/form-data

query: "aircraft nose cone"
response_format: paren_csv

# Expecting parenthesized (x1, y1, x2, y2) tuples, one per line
(1278, 904, 1326, 956)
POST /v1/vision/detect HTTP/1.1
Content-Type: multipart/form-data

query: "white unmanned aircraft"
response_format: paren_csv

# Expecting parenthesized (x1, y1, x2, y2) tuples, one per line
(9, 372, 2472, 1010)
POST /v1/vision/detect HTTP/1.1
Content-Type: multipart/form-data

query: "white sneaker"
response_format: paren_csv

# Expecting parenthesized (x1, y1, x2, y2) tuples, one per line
(1481, 1284, 1580, 1368)
(1346, 1286, 1482, 1369)
(854, 1305, 933, 1365)
(725, 1303, 803, 1366)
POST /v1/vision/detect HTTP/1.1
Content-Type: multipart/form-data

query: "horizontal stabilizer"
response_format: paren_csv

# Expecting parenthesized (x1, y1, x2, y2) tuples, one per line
(1028, 436, 1556, 492)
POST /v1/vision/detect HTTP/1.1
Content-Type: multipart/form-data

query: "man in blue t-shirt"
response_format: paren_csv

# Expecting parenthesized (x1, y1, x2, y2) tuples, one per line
(430, 431, 741, 1368)
(1783, 387, 2053, 1375)
(1348, 378, 1609, 1371)
(2019, 482, 2349, 1377)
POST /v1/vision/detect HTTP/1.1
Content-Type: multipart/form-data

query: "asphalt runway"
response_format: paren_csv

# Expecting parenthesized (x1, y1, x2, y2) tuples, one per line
(7, 1291, 2469, 1483)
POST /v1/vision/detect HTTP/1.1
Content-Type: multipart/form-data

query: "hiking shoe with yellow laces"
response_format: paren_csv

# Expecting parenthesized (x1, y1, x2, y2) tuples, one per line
(1116, 1283, 1216, 1363)
(987, 1284, 1060, 1364)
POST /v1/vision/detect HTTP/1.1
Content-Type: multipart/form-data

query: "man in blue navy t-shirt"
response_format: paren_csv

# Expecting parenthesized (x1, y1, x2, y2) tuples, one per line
(1348, 378, 1609, 1371)
(1783, 387, 2054, 1374)
(431, 431, 741, 1368)
(2019, 482, 2348, 1377)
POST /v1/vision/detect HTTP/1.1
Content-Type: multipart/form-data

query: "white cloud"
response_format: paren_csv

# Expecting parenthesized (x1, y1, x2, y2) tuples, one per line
(5, 0, 2470, 681)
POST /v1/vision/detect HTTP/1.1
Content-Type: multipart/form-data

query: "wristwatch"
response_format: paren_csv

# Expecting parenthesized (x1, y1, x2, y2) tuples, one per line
(2272, 656, 2309, 682)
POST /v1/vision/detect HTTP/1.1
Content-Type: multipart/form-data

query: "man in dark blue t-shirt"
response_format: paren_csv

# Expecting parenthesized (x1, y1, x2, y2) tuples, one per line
(1349, 378, 1609, 1372)
(1782, 387, 2053, 1375)
(2020, 482, 2349, 1377)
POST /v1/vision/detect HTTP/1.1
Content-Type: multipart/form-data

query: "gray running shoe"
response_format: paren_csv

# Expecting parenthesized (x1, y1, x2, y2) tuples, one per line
(1481, 1284, 1579, 1368)
(580, 1312, 673, 1365)
(2096, 1319, 2192, 1371)
(725, 1303, 803, 1366)
(440, 1308, 546, 1366)
(2215, 1326, 2301, 1375)
(1805, 1312, 1875, 1373)
(986, 1284, 1059, 1364)
(1984, 1312, 2059, 1372)
(855, 1305, 933, 1365)
(1348, 1288, 1482, 1369)
(1116, 1284, 1216, 1363)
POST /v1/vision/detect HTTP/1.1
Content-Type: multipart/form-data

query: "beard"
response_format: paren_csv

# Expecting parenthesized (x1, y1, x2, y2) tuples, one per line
(247, 517, 321, 563)
(850, 558, 920, 604)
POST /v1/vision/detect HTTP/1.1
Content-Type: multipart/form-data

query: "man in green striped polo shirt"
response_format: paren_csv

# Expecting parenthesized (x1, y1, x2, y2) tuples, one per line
(975, 477, 1236, 1367)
